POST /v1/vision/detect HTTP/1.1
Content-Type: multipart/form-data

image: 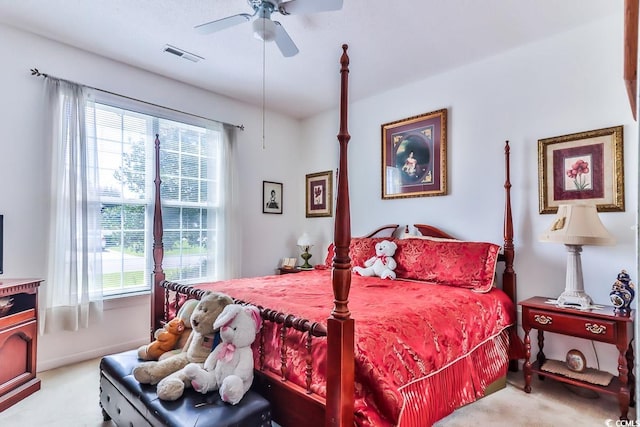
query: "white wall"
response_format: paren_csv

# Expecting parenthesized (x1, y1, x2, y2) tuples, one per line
(0, 24, 304, 370)
(1, 12, 635, 375)
(302, 14, 637, 375)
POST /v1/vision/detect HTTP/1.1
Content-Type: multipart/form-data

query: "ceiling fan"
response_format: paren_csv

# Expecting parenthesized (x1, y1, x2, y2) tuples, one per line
(194, 0, 344, 57)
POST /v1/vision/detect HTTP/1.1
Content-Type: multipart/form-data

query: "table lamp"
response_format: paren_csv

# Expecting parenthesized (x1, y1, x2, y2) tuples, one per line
(540, 203, 615, 309)
(297, 232, 314, 270)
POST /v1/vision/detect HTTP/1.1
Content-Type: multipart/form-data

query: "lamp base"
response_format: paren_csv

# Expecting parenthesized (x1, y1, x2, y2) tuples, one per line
(557, 290, 593, 310)
(300, 251, 313, 270)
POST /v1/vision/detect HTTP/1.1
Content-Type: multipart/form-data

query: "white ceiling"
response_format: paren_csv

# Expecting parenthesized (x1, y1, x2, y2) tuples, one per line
(0, 0, 620, 119)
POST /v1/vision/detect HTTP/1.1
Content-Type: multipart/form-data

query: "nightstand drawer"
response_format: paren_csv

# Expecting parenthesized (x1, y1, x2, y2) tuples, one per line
(526, 309, 616, 343)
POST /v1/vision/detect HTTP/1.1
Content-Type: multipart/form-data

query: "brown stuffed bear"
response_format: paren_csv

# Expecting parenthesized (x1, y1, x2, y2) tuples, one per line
(132, 291, 233, 401)
(137, 298, 199, 361)
(138, 317, 186, 361)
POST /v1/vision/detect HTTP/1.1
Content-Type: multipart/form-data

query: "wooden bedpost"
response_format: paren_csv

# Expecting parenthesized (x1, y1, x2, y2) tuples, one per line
(502, 141, 516, 303)
(502, 141, 518, 372)
(624, 0, 638, 120)
(151, 134, 165, 339)
(326, 44, 354, 427)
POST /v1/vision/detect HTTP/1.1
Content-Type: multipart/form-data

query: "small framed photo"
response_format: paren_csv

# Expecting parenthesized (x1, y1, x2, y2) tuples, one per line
(305, 170, 333, 218)
(538, 125, 624, 214)
(381, 108, 448, 199)
(281, 257, 297, 269)
(263, 181, 283, 214)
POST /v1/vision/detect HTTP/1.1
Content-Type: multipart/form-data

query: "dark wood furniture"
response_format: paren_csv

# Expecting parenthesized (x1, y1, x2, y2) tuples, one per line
(139, 45, 517, 427)
(0, 279, 42, 412)
(624, 0, 638, 120)
(520, 296, 635, 421)
(277, 267, 303, 274)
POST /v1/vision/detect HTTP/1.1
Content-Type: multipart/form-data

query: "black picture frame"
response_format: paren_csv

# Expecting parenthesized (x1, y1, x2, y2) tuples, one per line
(263, 181, 283, 214)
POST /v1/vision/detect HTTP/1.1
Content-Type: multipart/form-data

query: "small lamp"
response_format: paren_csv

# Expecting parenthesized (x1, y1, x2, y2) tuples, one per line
(297, 232, 314, 270)
(540, 203, 615, 309)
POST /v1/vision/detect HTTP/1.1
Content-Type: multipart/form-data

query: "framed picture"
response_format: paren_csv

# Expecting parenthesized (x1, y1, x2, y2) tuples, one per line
(263, 181, 283, 214)
(538, 125, 624, 214)
(305, 170, 333, 217)
(381, 108, 448, 199)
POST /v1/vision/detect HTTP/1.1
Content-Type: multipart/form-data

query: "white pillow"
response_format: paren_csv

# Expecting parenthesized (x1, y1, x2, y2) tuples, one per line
(399, 231, 459, 242)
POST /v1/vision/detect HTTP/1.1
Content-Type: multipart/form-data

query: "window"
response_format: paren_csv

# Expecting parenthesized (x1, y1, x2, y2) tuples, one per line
(89, 98, 224, 297)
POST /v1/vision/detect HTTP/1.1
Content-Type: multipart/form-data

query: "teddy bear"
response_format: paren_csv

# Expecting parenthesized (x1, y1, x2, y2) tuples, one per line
(137, 317, 186, 361)
(132, 291, 233, 401)
(353, 239, 398, 280)
(137, 298, 199, 361)
(184, 303, 262, 405)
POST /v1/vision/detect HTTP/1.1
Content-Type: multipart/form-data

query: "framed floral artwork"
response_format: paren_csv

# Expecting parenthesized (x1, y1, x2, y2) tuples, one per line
(538, 125, 624, 214)
(263, 181, 283, 214)
(381, 108, 447, 199)
(305, 170, 333, 217)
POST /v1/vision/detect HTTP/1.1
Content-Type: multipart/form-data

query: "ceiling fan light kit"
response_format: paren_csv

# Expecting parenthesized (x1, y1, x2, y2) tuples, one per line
(253, 17, 276, 41)
(195, 0, 344, 57)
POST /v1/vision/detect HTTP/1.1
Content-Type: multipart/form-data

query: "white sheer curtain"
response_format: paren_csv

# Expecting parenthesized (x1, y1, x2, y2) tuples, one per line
(218, 124, 241, 280)
(40, 78, 103, 333)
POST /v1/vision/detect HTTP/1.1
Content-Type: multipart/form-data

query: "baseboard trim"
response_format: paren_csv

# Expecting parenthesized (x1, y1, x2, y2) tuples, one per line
(37, 338, 148, 372)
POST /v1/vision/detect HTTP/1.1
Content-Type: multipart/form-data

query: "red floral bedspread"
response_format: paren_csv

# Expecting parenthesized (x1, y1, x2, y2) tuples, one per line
(193, 270, 515, 426)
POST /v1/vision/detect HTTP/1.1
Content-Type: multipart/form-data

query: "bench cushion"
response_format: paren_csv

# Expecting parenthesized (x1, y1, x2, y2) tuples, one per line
(100, 350, 272, 427)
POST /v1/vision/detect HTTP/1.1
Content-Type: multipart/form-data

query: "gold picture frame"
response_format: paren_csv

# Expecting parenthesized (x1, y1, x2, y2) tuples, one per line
(305, 170, 333, 218)
(381, 109, 447, 199)
(538, 125, 624, 214)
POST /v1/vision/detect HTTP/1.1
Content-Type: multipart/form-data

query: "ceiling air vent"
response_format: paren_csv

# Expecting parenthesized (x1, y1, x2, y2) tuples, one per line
(163, 44, 204, 63)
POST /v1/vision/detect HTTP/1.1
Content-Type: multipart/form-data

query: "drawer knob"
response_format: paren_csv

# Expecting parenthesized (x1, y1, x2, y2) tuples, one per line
(585, 323, 606, 334)
(534, 314, 553, 325)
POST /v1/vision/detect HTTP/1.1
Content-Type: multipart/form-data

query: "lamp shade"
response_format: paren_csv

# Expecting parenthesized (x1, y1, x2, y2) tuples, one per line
(297, 232, 313, 248)
(540, 204, 615, 246)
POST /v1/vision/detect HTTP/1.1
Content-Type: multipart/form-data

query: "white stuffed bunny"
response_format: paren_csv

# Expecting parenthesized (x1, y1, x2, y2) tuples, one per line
(184, 304, 262, 405)
(132, 292, 233, 401)
(353, 240, 398, 280)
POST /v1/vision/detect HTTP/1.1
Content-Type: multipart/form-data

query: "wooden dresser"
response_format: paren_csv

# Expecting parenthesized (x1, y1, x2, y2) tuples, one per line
(0, 279, 42, 412)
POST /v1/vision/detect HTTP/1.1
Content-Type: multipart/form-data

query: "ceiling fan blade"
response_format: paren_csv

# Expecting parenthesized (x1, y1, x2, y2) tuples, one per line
(278, 0, 343, 15)
(194, 13, 252, 34)
(273, 21, 299, 57)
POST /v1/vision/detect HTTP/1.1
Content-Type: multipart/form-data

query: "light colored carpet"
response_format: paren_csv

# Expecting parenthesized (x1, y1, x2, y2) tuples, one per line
(0, 357, 113, 427)
(0, 358, 634, 426)
(435, 370, 636, 427)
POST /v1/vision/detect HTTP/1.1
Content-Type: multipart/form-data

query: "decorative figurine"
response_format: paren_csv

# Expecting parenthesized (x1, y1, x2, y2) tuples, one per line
(609, 270, 635, 315)
(565, 349, 587, 372)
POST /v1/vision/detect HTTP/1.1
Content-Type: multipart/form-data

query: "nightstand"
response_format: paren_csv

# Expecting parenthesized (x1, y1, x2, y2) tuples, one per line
(520, 296, 635, 421)
(278, 267, 302, 274)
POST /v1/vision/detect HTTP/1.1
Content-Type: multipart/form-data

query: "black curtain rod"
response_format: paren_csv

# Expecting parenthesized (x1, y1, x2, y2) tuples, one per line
(29, 68, 244, 131)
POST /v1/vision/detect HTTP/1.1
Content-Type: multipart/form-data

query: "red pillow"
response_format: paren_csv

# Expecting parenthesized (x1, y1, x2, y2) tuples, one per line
(324, 243, 335, 267)
(394, 238, 500, 292)
(324, 237, 394, 268)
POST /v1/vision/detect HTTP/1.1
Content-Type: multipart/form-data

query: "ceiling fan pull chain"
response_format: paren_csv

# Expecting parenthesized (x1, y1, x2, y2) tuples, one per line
(262, 32, 266, 150)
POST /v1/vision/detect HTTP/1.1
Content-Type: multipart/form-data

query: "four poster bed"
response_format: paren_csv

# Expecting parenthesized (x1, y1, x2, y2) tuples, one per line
(101, 45, 519, 427)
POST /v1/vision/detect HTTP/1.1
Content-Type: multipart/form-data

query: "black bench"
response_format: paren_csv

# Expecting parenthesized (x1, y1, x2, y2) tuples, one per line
(100, 350, 272, 427)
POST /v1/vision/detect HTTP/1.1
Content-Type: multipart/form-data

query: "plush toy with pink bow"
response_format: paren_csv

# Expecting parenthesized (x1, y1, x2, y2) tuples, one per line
(353, 239, 398, 280)
(184, 303, 262, 405)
